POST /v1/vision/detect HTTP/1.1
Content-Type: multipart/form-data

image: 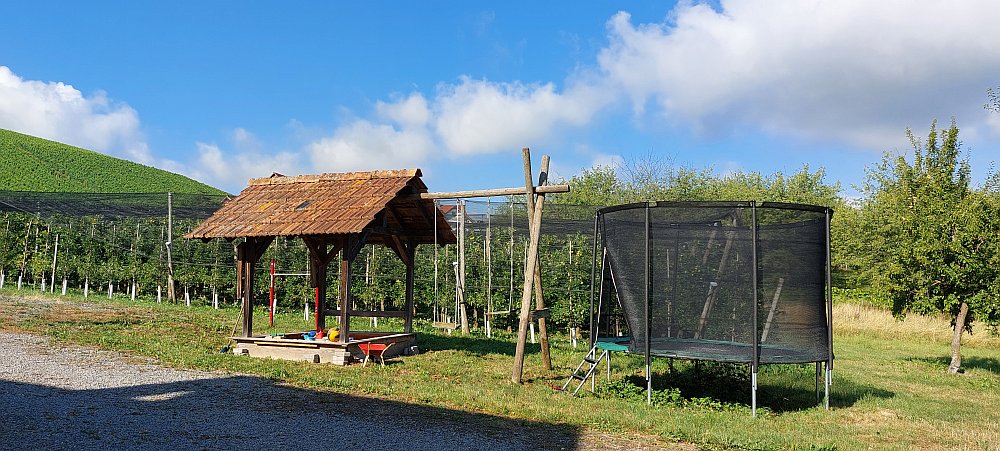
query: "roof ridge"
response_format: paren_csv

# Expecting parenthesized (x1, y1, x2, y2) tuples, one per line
(247, 168, 421, 186)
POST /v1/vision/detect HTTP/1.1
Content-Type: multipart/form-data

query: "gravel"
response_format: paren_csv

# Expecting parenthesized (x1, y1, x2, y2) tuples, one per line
(0, 331, 680, 450)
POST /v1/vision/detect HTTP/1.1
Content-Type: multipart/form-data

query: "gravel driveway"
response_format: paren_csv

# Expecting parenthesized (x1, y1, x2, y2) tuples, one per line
(0, 331, 679, 450)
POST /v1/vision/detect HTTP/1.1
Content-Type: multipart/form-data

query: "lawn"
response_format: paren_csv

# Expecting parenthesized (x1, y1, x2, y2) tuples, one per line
(2, 290, 998, 450)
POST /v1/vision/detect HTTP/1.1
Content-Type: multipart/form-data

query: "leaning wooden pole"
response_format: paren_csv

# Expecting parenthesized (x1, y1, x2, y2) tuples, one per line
(512, 159, 548, 383)
(521, 149, 552, 370)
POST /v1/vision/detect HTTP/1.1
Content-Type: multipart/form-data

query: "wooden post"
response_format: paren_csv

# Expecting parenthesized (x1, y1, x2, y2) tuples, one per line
(315, 256, 328, 333)
(521, 148, 552, 370)
(512, 158, 549, 383)
(304, 237, 341, 335)
(236, 236, 273, 337)
(694, 230, 735, 339)
(237, 241, 253, 336)
(458, 200, 470, 335)
(761, 277, 785, 342)
(485, 200, 493, 337)
(339, 235, 352, 343)
(404, 238, 416, 333)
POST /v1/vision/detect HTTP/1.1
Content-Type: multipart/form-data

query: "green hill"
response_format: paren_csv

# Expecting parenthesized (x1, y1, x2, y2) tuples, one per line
(0, 129, 227, 195)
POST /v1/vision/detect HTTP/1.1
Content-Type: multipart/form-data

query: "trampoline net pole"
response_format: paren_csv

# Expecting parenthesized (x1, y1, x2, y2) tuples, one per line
(825, 207, 834, 410)
(645, 202, 652, 406)
(751, 201, 759, 418)
(589, 212, 600, 347)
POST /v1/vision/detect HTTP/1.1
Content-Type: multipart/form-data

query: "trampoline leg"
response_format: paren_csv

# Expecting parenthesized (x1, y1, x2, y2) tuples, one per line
(825, 363, 832, 410)
(815, 362, 821, 403)
(647, 362, 652, 405)
(751, 370, 757, 418)
(606, 352, 611, 381)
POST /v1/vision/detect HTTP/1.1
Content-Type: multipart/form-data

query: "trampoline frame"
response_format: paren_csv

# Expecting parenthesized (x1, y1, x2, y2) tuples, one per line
(588, 200, 834, 417)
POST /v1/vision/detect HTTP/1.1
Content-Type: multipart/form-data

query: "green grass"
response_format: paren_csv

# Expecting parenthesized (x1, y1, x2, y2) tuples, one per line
(2, 290, 998, 450)
(0, 128, 226, 194)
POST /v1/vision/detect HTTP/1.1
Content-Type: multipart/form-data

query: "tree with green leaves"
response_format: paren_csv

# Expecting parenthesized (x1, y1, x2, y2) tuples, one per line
(857, 119, 1000, 373)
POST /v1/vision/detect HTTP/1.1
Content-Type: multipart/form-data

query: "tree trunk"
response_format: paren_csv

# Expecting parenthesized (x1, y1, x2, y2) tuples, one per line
(948, 301, 970, 374)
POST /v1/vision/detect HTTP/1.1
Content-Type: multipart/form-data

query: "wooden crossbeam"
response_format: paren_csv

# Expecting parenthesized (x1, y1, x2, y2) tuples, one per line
(415, 184, 569, 200)
(325, 309, 408, 318)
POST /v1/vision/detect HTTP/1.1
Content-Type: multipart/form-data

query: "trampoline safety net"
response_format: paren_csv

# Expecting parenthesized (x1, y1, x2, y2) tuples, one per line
(594, 201, 832, 365)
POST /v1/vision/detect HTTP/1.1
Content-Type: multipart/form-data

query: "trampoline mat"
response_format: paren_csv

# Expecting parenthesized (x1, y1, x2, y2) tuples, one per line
(638, 338, 824, 364)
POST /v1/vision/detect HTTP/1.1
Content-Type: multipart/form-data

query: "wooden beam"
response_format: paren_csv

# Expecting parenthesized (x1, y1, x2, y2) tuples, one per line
(303, 237, 331, 333)
(385, 234, 411, 267)
(526, 152, 552, 370)
(338, 235, 352, 343)
(347, 230, 370, 261)
(323, 309, 408, 318)
(416, 184, 569, 200)
(236, 236, 271, 337)
(404, 237, 416, 333)
(512, 155, 548, 384)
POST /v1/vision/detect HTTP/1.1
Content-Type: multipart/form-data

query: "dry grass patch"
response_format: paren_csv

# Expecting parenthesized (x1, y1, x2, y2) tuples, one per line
(834, 303, 1000, 348)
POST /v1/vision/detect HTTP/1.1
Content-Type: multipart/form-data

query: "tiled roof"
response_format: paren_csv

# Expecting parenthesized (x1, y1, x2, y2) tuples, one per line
(184, 169, 455, 244)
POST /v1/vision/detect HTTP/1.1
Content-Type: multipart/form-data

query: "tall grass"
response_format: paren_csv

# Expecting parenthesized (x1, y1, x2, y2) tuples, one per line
(834, 303, 1000, 347)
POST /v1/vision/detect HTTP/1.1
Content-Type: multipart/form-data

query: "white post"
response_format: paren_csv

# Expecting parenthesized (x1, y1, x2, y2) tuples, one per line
(17, 274, 22, 290)
(530, 322, 536, 344)
(84, 278, 89, 298)
(157, 285, 162, 303)
(0, 270, 4, 289)
(130, 282, 136, 301)
(61, 277, 67, 296)
(213, 288, 219, 309)
(304, 301, 309, 321)
(41, 277, 46, 292)
(108, 281, 113, 299)
(184, 287, 190, 307)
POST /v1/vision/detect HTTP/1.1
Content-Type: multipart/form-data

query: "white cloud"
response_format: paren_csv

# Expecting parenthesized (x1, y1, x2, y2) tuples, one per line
(308, 120, 434, 173)
(376, 93, 431, 128)
(187, 142, 303, 193)
(433, 76, 611, 155)
(0, 66, 153, 163)
(597, 1, 1000, 149)
(987, 112, 1000, 136)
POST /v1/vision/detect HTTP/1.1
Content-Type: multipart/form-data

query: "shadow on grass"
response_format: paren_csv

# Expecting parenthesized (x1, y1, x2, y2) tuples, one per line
(0, 374, 582, 450)
(608, 361, 893, 414)
(907, 355, 1000, 374)
(416, 331, 541, 357)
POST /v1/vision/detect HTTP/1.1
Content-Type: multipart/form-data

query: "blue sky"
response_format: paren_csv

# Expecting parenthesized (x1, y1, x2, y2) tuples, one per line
(2, 1, 999, 196)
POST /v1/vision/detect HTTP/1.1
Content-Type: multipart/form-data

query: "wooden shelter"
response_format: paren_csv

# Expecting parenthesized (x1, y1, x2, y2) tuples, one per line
(185, 169, 455, 364)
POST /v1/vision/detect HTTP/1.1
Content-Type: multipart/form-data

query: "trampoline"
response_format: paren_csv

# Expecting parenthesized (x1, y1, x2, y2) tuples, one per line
(588, 201, 833, 416)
